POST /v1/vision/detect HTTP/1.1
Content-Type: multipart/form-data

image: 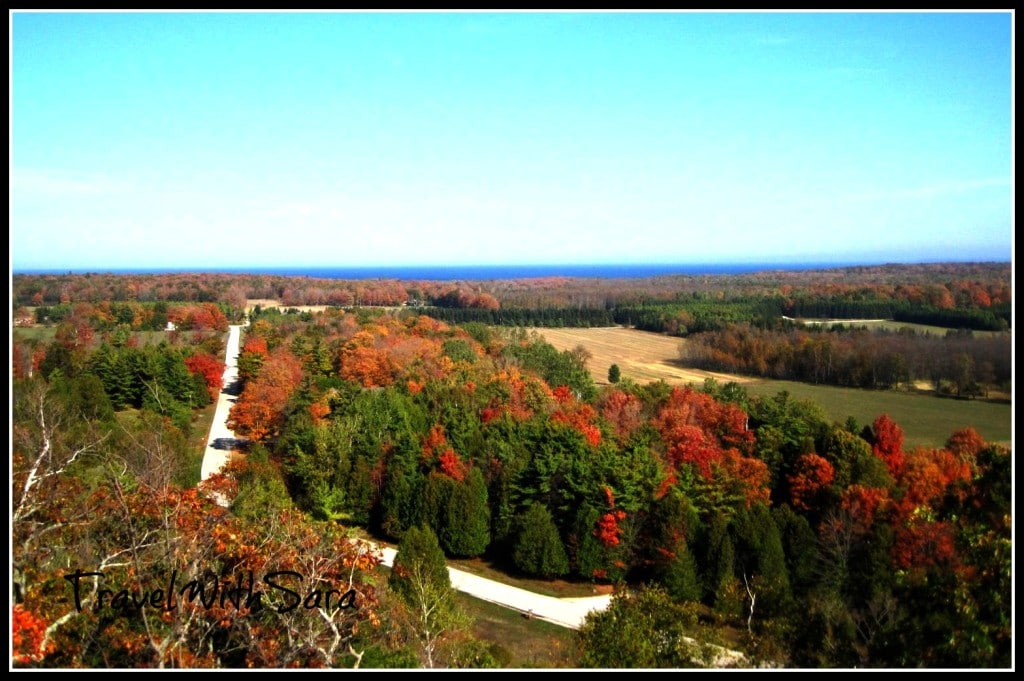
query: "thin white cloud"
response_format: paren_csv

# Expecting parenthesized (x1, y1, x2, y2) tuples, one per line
(845, 177, 1011, 202)
(11, 168, 130, 197)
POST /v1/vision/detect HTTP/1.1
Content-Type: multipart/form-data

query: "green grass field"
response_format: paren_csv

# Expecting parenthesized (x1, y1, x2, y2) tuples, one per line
(743, 379, 1012, 449)
(12, 326, 58, 343)
(13, 326, 193, 347)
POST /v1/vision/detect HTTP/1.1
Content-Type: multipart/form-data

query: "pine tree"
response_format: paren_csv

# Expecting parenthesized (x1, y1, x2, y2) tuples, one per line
(440, 467, 491, 557)
(512, 504, 569, 577)
(608, 363, 621, 384)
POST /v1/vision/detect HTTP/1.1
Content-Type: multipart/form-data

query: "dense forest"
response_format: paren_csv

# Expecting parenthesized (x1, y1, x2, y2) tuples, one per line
(11, 262, 1011, 320)
(11, 264, 1012, 668)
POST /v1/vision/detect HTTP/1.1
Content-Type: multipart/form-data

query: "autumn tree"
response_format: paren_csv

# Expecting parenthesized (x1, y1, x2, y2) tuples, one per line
(869, 414, 905, 478)
(787, 453, 835, 513)
(184, 351, 225, 402)
(228, 347, 303, 442)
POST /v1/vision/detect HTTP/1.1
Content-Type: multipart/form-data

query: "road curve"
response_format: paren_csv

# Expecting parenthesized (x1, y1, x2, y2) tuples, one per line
(200, 324, 247, 482)
(371, 544, 611, 630)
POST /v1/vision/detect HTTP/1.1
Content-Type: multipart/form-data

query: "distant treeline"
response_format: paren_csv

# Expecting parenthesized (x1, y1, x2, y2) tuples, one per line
(421, 298, 1011, 334)
(30, 301, 233, 331)
(417, 306, 616, 328)
(786, 297, 1010, 332)
(684, 324, 1011, 394)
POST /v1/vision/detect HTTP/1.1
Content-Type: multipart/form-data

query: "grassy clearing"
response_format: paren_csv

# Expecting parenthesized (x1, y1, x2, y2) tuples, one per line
(742, 380, 1012, 449)
(190, 400, 219, 462)
(13, 326, 58, 343)
(370, 560, 577, 668)
(538, 327, 1011, 449)
(537, 327, 752, 387)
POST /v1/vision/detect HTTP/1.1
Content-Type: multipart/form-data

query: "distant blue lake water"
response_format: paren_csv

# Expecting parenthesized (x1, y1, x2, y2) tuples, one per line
(15, 262, 871, 281)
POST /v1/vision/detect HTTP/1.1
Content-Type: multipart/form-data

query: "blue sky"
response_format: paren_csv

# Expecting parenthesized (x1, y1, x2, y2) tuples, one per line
(10, 11, 1013, 271)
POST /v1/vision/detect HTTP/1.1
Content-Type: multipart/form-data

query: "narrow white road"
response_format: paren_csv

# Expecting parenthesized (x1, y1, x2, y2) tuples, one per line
(200, 324, 246, 481)
(370, 544, 611, 630)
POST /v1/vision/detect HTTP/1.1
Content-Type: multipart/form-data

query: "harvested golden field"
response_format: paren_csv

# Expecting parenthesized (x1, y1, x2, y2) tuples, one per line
(535, 327, 754, 387)
(246, 299, 334, 314)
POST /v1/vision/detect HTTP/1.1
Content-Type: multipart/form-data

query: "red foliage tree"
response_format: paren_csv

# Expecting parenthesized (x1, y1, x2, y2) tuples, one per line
(594, 487, 627, 547)
(896, 446, 974, 513)
(891, 517, 958, 575)
(840, 484, 890, 535)
(480, 368, 552, 424)
(551, 386, 601, 447)
(12, 604, 49, 665)
(788, 453, 835, 511)
(184, 352, 225, 401)
(717, 447, 771, 508)
(421, 424, 466, 481)
(653, 386, 768, 506)
(437, 449, 467, 482)
(871, 414, 906, 478)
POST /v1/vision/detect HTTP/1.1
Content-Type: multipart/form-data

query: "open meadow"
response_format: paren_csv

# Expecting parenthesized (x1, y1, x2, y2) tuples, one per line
(537, 327, 1012, 449)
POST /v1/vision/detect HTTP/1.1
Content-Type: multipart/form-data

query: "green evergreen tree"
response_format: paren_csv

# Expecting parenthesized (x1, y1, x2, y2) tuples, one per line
(730, 503, 793, 618)
(573, 505, 605, 580)
(699, 513, 739, 614)
(439, 468, 491, 557)
(87, 343, 134, 409)
(771, 504, 818, 599)
(389, 525, 465, 668)
(664, 538, 702, 603)
(511, 504, 569, 577)
(231, 444, 293, 520)
(390, 525, 451, 604)
(378, 462, 415, 539)
(422, 471, 456, 539)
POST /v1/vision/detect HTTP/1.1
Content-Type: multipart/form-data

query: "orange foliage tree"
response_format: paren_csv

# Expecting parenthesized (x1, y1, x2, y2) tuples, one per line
(184, 352, 225, 402)
(228, 348, 302, 442)
(787, 453, 835, 512)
